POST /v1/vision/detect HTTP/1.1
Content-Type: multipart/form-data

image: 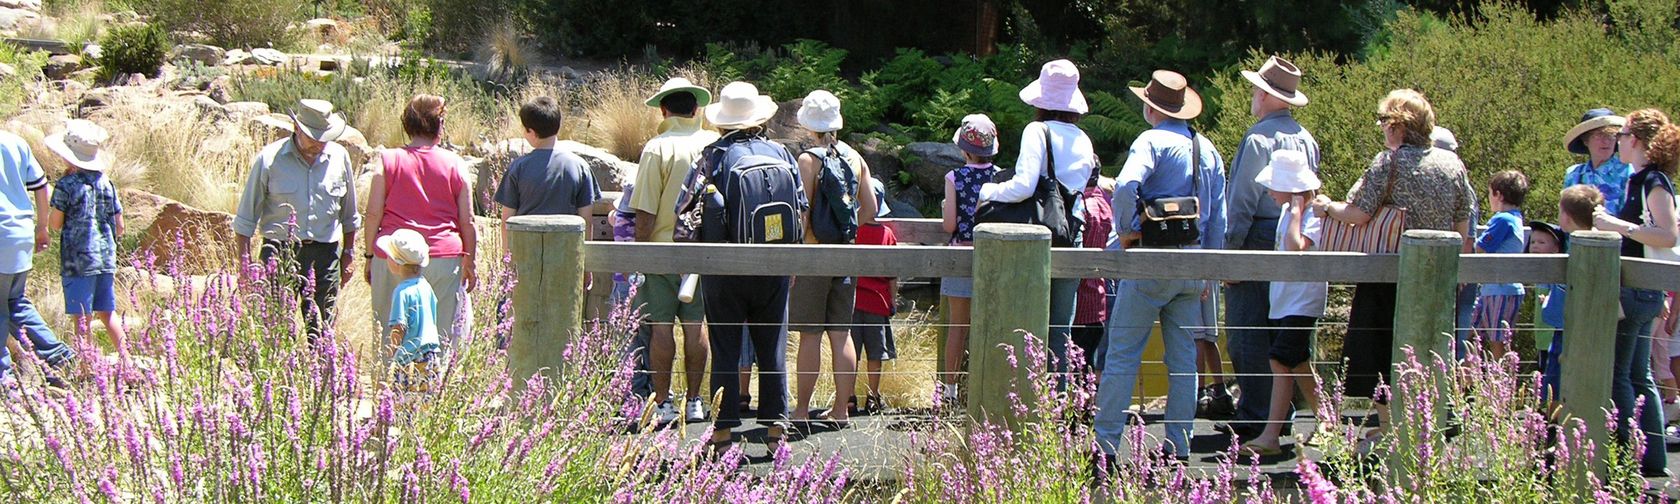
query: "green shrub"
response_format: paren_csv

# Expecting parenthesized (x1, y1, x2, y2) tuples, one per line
(1207, 0, 1680, 224)
(95, 23, 168, 81)
(0, 43, 46, 118)
(140, 0, 299, 48)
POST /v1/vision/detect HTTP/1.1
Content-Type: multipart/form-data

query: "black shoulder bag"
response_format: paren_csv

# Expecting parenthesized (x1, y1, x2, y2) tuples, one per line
(975, 125, 1081, 247)
(1137, 131, 1203, 247)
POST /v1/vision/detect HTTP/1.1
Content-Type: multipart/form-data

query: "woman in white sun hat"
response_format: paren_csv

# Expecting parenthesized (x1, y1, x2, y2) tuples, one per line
(789, 89, 878, 428)
(979, 59, 1098, 382)
(45, 119, 129, 368)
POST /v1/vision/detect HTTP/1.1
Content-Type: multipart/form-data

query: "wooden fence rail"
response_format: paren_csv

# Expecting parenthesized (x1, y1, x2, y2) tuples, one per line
(512, 214, 1669, 491)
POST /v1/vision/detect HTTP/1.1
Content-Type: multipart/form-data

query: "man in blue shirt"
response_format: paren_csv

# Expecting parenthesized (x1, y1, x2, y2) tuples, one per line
(0, 130, 76, 386)
(1096, 71, 1227, 464)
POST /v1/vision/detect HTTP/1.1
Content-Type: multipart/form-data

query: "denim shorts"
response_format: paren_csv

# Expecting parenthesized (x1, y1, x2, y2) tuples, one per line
(62, 273, 116, 315)
(941, 277, 973, 298)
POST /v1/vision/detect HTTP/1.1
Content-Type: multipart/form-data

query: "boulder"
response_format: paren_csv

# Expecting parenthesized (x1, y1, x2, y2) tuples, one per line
(852, 136, 903, 187)
(901, 142, 964, 195)
(222, 101, 270, 119)
(230, 48, 287, 66)
(0, 62, 16, 80)
(171, 44, 226, 67)
(247, 113, 294, 142)
(136, 197, 236, 274)
(464, 140, 528, 214)
(337, 126, 373, 167)
(192, 95, 229, 123)
(303, 18, 340, 39)
(205, 75, 232, 103)
(314, 56, 346, 72)
(887, 184, 931, 219)
(556, 140, 636, 193)
(0, 7, 39, 33)
(42, 54, 80, 80)
(0, 0, 42, 10)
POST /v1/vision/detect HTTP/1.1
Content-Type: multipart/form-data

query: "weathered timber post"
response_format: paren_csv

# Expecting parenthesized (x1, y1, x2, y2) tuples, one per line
(1559, 230, 1622, 490)
(1389, 230, 1461, 486)
(968, 223, 1051, 429)
(507, 214, 587, 387)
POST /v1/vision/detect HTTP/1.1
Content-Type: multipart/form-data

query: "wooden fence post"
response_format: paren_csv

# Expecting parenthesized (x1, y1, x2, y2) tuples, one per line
(1559, 230, 1622, 489)
(968, 223, 1051, 429)
(1388, 229, 1461, 485)
(506, 214, 587, 387)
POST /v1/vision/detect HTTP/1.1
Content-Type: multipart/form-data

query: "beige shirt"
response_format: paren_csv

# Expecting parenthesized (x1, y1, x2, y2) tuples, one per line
(233, 138, 361, 243)
(630, 116, 719, 243)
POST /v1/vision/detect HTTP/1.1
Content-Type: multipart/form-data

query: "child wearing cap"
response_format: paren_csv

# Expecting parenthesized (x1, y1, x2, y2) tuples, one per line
(941, 114, 1001, 407)
(852, 177, 897, 414)
(1525, 216, 1567, 402)
(380, 228, 442, 392)
(1239, 150, 1328, 457)
(45, 119, 128, 367)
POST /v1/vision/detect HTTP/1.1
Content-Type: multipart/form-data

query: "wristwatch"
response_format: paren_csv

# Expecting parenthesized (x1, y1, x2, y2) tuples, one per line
(1624, 223, 1640, 237)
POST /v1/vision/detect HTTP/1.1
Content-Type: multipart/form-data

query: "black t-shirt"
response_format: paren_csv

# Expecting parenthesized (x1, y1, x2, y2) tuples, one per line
(1618, 167, 1676, 257)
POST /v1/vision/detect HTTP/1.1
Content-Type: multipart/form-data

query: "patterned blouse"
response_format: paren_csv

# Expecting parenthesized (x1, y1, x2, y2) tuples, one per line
(947, 163, 993, 244)
(51, 170, 122, 277)
(1347, 145, 1476, 232)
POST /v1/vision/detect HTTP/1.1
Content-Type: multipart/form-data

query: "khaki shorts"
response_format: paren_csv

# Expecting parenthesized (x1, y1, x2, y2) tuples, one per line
(788, 276, 856, 333)
(636, 273, 705, 324)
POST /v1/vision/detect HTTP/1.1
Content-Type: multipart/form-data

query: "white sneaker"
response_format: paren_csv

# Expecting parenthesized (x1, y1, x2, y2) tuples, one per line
(685, 397, 707, 422)
(1664, 401, 1680, 424)
(654, 400, 679, 426)
(1666, 425, 1680, 446)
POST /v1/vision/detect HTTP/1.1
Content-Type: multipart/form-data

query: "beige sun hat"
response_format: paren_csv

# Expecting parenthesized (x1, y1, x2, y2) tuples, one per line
(1130, 70, 1203, 120)
(45, 119, 112, 172)
(1241, 56, 1308, 107)
(377, 228, 430, 268)
(704, 81, 778, 130)
(289, 99, 348, 143)
(645, 77, 712, 108)
(1563, 108, 1625, 155)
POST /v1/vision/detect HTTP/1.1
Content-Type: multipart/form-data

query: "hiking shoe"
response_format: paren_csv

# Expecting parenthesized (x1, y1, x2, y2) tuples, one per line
(1667, 425, 1680, 447)
(654, 400, 679, 426)
(1206, 390, 1237, 419)
(863, 394, 886, 415)
(685, 397, 707, 423)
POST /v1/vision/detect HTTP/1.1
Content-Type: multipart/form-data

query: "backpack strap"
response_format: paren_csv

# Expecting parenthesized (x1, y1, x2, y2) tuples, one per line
(1188, 128, 1201, 199)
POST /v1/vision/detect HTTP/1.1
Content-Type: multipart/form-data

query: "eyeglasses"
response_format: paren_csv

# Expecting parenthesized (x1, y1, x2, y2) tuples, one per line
(1616, 131, 1634, 139)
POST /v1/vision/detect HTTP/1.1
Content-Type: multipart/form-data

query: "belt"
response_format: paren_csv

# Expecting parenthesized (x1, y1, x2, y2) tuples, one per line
(266, 238, 339, 248)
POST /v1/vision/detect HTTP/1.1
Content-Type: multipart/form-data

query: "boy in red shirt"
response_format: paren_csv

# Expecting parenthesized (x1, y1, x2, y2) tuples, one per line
(852, 179, 897, 414)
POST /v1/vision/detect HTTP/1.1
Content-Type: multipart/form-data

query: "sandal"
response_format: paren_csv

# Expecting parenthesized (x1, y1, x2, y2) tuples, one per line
(1237, 440, 1283, 457)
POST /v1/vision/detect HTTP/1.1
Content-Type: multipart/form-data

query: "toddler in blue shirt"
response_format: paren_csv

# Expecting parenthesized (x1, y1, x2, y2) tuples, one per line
(379, 228, 441, 392)
(45, 120, 128, 366)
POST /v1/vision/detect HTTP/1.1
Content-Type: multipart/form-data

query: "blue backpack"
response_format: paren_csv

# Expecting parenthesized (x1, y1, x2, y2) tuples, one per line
(674, 137, 806, 244)
(802, 144, 860, 244)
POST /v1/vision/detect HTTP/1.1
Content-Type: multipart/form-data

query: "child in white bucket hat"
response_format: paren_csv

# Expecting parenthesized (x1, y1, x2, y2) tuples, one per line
(46, 119, 130, 368)
(1240, 149, 1331, 457)
(378, 228, 442, 392)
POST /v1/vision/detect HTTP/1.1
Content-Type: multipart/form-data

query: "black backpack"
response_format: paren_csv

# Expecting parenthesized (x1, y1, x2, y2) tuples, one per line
(715, 154, 806, 244)
(802, 144, 860, 244)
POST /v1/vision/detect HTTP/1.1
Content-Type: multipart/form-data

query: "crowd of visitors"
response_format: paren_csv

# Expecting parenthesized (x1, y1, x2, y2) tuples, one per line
(2, 52, 1675, 477)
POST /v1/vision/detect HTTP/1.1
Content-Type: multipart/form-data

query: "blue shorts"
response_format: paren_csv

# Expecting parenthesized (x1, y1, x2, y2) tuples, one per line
(63, 273, 116, 315)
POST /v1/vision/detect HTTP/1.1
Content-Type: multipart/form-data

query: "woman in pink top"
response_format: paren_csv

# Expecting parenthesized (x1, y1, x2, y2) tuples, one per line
(363, 94, 478, 350)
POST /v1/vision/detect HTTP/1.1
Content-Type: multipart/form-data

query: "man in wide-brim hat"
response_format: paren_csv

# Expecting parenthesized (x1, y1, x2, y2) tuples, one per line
(1561, 108, 1632, 213)
(233, 98, 361, 341)
(1096, 69, 1229, 467)
(1218, 55, 1324, 441)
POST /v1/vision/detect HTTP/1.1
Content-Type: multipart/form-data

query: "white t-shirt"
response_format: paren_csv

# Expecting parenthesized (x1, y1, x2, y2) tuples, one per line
(1270, 202, 1329, 319)
(978, 121, 1097, 203)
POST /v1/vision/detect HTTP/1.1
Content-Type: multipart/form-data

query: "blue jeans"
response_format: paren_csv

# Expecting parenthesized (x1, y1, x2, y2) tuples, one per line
(625, 323, 653, 399)
(1614, 287, 1666, 473)
(1050, 278, 1079, 380)
(1453, 284, 1478, 360)
(1096, 278, 1202, 457)
(0, 271, 74, 379)
(1225, 279, 1272, 427)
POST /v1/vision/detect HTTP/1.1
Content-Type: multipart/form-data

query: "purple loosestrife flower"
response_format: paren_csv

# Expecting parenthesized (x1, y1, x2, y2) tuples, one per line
(449, 458, 470, 503)
(1296, 459, 1338, 503)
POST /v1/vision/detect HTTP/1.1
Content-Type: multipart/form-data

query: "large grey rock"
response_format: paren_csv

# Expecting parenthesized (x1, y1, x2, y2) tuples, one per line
(222, 101, 270, 119)
(192, 95, 229, 123)
(231, 48, 287, 66)
(0, 0, 42, 10)
(557, 140, 636, 193)
(0, 7, 39, 32)
(206, 75, 232, 103)
(43, 54, 80, 80)
(901, 141, 964, 195)
(887, 184, 931, 219)
(766, 98, 811, 149)
(337, 126, 373, 167)
(247, 113, 294, 142)
(303, 18, 340, 39)
(171, 44, 226, 67)
(853, 136, 903, 188)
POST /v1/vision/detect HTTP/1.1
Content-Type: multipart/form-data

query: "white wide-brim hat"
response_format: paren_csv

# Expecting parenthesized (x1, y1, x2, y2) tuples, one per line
(1019, 59, 1088, 114)
(1255, 150, 1321, 193)
(290, 98, 348, 143)
(377, 228, 431, 268)
(796, 89, 844, 133)
(45, 119, 111, 172)
(704, 81, 778, 130)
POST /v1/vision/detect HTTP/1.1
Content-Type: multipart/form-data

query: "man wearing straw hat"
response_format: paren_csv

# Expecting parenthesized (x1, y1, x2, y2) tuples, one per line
(1220, 56, 1321, 441)
(0, 126, 76, 386)
(1096, 70, 1227, 466)
(630, 77, 719, 425)
(233, 99, 362, 341)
